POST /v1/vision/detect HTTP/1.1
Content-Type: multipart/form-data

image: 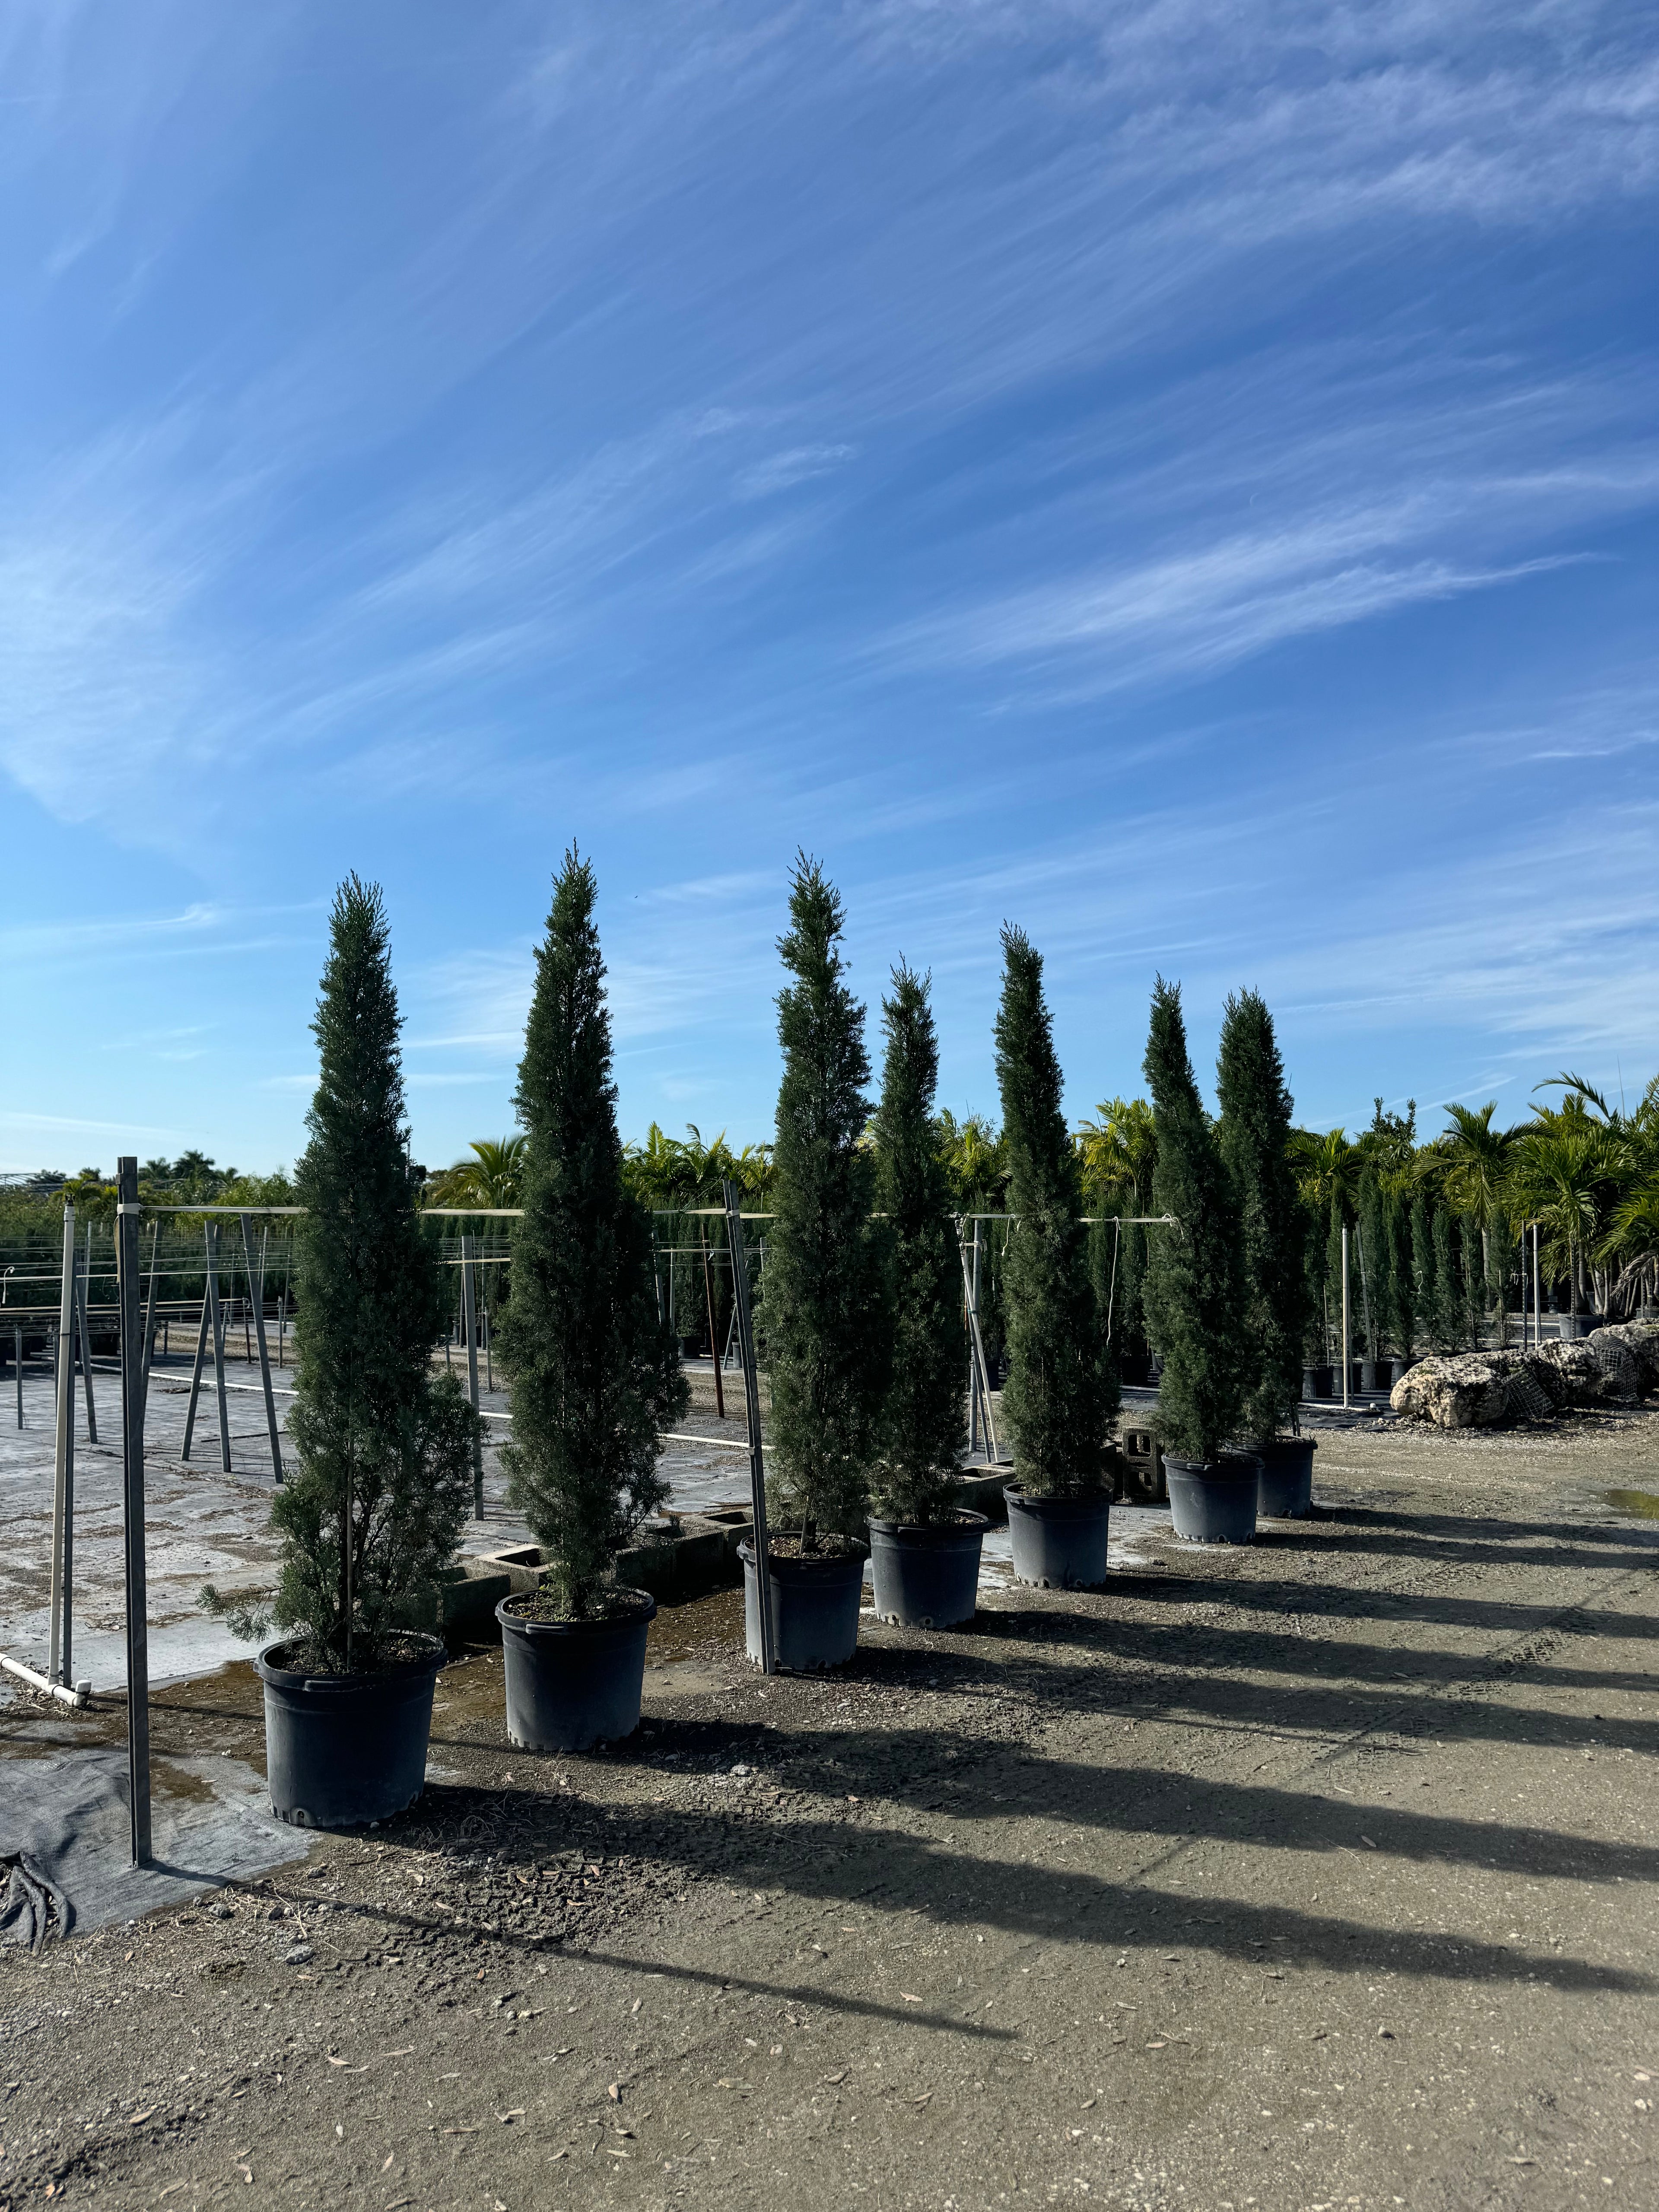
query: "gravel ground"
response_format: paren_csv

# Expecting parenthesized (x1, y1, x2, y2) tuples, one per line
(2, 1412, 1657, 2212)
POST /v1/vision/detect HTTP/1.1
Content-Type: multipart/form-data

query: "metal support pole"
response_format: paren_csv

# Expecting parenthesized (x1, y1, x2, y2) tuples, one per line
(723, 1181, 775, 1676)
(1532, 1221, 1541, 1344)
(49, 1205, 76, 1687)
(13, 1324, 20, 1430)
(180, 1288, 211, 1462)
(461, 1233, 483, 1517)
(205, 1223, 231, 1474)
(139, 1222, 159, 1427)
(699, 1226, 725, 1420)
(968, 1219, 982, 1456)
(957, 1223, 1000, 1462)
(1341, 1224, 1351, 1410)
(76, 1229, 97, 1443)
(483, 1300, 492, 1392)
(241, 1214, 284, 1486)
(116, 1160, 151, 1866)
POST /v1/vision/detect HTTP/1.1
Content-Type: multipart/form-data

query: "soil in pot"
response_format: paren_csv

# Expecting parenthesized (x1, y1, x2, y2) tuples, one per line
(256, 1634, 445, 1830)
(740, 1536, 866, 1671)
(867, 1511, 988, 1628)
(498, 1588, 657, 1753)
(1003, 1487, 1111, 1590)
(1165, 1454, 1260, 1544)
(1255, 1436, 1316, 1519)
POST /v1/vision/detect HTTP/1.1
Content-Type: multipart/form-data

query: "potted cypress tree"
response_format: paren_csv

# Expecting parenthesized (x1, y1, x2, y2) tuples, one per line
(494, 852, 688, 1750)
(995, 927, 1116, 1588)
(867, 963, 983, 1629)
(753, 857, 887, 1669)
(1217, 990, 1315, 1518)
(1143, 979, 1254, 1542)
(212, 879, 479, 1829)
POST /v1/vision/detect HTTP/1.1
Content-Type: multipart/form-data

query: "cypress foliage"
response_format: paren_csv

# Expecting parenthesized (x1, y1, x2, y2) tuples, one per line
(1410, 1191, 1436, 1351)
(766, 857, 887, 1544)
(1325, 1194, 1345, 1365)
(1432, 1200, 1459, 1351)
(872, 964, 966, 1522)
(1385, 1189, 1414, 1359)
(1142, 978, 1245, 1464)
(1355, 1166, 1385, 1361)
(995, 926, 1115, 1495)
(246, 878, 476, 1671)
(496, 851, 687, 1619)
(1216, 989, 1309, 1441)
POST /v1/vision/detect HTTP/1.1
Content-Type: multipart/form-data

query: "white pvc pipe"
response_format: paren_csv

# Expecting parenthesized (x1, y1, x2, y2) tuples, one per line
(1, 1653, 90, 1707)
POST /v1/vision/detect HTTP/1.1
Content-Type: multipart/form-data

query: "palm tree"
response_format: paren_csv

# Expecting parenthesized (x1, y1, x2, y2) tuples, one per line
(428, 1136, 527, 1210)
(1074, 1096, 1157, 1212)
(1424, 1103, 1517, 1338)
(1505, 1115, 1618, 1319)
(1288, 1127, 1361, 1217)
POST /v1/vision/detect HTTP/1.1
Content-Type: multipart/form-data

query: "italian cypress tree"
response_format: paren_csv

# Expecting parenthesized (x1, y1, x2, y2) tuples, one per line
(1216, 989, 1309, 1441)
(1355, 1166, 1386, 1362)
(1326, 1194, 1345, 1366)
(221, 877, 477, 1672)
(496, 851, 687, 1619)
(766, 857, 887, 1545)
(1142, 978, 1245, 1463)
(872, 963, 966, 1522)
(1410, 1191, 1436, 1350)
(995, 926, 1115, 1494)
(1385, 1189, 1414, 1359)
(1432, 1199, 1459, 1352)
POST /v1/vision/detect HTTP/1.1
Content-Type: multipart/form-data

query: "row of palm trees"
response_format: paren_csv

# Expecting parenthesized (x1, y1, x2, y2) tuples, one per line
(1285, 1077, 1659, 1321)
(430, 1064, 1659, 1341)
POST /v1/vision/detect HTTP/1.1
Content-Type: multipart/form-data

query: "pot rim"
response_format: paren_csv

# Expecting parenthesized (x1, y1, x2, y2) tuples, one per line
(737, 1536, 869, 1573)
(1162, 1452, 1263, 1482)
(1254, 1435, 1319, 1458)
(497, 1588, 658, 1634)
(867, 1509, 990, 1540)
(1002, 1483, 1112, 1512)
(255, 1632, 445, 1693)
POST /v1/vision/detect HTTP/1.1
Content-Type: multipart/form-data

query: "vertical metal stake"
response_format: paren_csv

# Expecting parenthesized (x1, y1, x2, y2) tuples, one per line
(50, 1205, 76, 1685)
(968, 1218, 982, 1456)
(181, 1287, 211, 1462)
(13, 1324, 21, 1430)
(241, 1214, 284, 1486)
(699, 1226, 725, 1420)
(1532, 1221, 1541, 1343)
(461, 1233, 483, 1518)
(116, 1160, 152, 1866)
(1341, 1224, 1351, 1410)
(76, 1228, 98, 1443)
(139, 1221, 159, 1427)
(723, 1181, 775, 1677)
(205, 1224, 231, 1475)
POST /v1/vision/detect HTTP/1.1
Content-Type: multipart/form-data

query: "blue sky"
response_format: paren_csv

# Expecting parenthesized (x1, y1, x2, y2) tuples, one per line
(3, 1, 1656, 1175)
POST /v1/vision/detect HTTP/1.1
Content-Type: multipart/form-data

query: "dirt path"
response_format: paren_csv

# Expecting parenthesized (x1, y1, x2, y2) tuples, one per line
(3, 1414, 1657, 2212)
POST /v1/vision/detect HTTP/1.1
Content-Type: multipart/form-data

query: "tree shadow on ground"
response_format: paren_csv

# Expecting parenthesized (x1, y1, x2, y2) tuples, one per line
(298, 1770, 1655, 2012)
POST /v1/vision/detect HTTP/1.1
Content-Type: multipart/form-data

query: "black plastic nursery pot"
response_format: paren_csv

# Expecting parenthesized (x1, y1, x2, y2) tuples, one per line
(1164, 1454, 1261, 1544)
(740, 1538, 867, 1671)
(867, 1511, 988, 1629)
(1003, 1486, 1112, 1590)
(497, 1591, 656, 1752)
(1255, 1436, 1317, 1519)
(256, 1635, 445, 1830)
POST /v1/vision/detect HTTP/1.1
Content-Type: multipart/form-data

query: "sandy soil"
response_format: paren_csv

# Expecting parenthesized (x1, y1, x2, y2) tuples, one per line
(2, 1412, 1657, 2212)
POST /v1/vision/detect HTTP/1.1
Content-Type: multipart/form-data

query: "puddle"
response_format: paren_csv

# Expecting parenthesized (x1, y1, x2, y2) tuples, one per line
(1602, 1488, 1659, 1519)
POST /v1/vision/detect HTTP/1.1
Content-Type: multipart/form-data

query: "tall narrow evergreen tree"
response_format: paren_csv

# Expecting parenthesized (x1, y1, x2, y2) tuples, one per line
(1432, 1199, 1459, 1352)
(219, 877, 477, 1671)
(1385, 1189, 1414, 1360)
(1326, 1194, 1346, 1366)
(872, 963, 966, 1522)
(1216, 989, 1309, 1441)
(1356, 1166, 1386, 1361)
(1410, 1190, 1437, 1351)
(1143, 979, 1245, 1463)
(496, 851, 687, 1618)
(766, 857, 887, 1545)
(995, 926, 1115, 1494)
